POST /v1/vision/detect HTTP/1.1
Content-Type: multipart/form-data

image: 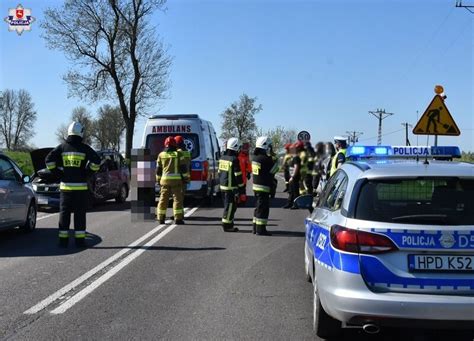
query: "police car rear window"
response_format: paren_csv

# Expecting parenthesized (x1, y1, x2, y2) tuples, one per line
(355, 178, 474, 225)
(146, 134, 199, 159)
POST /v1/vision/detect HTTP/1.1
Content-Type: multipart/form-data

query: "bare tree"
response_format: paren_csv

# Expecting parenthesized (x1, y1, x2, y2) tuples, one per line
(91, 104, 125, 150)
(56, 106, 94, 145)
(220, 93, 262, 144)
(42, 0, 172, 159)
(0, 89, 37, 150)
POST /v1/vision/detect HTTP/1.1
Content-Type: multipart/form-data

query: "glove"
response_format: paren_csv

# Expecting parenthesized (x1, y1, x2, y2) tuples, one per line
(247, 173, 251, 180)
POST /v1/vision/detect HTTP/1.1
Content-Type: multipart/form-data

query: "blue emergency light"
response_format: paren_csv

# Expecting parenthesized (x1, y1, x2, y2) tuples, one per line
(347, 145, 461, 159)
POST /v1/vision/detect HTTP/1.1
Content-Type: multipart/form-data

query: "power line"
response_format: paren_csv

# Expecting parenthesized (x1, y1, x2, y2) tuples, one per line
(345, 131, 363, 145)
(359, 128, 404, 142)
(369, 109, 394, 145)
(456, 0, 474, 14)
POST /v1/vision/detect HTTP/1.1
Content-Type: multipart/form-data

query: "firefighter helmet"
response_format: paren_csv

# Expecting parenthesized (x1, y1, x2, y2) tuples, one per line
(164, 136, 176, 148)
(226, 137, 241, 152)
(67, 121, 84, 138)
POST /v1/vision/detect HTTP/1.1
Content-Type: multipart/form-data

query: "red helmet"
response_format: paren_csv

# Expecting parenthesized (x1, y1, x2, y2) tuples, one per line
(164, 136, 176, 148)
(284, 143, 291, 151)
(294, 141, 304, 149)
(175, 135, 184, 145)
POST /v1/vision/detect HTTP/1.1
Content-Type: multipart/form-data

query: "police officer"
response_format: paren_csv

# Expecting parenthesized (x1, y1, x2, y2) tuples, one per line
(330, 136, 348, 177)
(219, 138, 244, 232)
(282, 143, 292, 192)
(156, 137, 188, 225)
(252, 136, 279, 236)
(175, 135, 191, 196)
(283, 143, 301, 209)
(45, 122, 101, 248)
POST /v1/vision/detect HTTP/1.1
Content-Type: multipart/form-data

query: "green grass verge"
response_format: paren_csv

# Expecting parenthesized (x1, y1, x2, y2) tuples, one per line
(4, 151, 34, 176)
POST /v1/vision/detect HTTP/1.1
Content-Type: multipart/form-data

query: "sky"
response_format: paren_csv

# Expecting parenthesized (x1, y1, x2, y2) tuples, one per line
(1, 0, 473, 151)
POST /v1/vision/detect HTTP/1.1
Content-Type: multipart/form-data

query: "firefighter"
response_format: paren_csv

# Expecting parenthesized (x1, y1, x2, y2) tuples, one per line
(296, 141, 308, 195)
(238, 142, 252, 205)
(304, 142, 315, 195)
(252, 136, 279, 236)
(175, 135, 191, 196)
(156, 136, 188, 225)
(312, 142, 325, 195)
(282, 143, 292, 192)
(330, 136, 348, 177)
(45, 122, 101, 248)
(219, 138, 244, 232)
(283, 143, 301, 209)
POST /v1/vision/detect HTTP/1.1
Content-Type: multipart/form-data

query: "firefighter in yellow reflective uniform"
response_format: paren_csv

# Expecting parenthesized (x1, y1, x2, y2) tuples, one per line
(282, 143, 292, 193)
(45, 122, 101, 248)
(175, 135, 191, 196)
(156, 136, 188, 225)
(218, 137, 244, 232)
(330, 136, 348, 177)
(295, 141, 307, 194)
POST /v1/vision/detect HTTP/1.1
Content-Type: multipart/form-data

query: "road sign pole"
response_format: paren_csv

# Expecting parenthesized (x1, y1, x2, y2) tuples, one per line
(434, 135, 438, 147)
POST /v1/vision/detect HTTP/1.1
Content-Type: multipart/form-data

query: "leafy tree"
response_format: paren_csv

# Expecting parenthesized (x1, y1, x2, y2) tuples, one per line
(56, 107, 94, 145)
(257, 126, 297, 153)
(0, 89, 37, 150)
(42, 0, 172, 159)
(220, 94, 262, 144)
(91, 105, 125, 150)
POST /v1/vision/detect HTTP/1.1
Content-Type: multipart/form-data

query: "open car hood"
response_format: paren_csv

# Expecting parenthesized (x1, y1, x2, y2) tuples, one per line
(30, 148, 53, 175)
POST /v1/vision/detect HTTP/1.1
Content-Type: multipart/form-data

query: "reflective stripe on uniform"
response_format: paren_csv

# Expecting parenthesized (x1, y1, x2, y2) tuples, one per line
(174, 208, 184, 214)
(234, 171, 242, 176)
(220, 185, 237, 191)
(89, 163, 100, 171)
(46, 162, 56, 170)
(161, 173, 182, 180)
(60, 182, 88, 191)
(270, 162, 280, 174)
(75, 231, 86, 239)
(58, 231, 69, 238)
(253, 184, 270, 193)
(157, 209, 167, 215)
(254, 218, 268, 225)
(222, 218, 233, 224)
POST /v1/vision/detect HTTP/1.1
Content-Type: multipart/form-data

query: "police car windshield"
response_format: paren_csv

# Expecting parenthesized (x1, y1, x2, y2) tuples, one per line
(146, 134, 199, 159)
(355, 177, 474, 225)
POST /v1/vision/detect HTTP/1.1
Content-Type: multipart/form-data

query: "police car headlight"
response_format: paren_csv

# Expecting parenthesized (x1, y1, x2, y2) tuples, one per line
(32, 184, 38, 191)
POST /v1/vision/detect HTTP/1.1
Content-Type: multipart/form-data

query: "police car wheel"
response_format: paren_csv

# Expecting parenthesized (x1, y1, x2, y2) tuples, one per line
(313, 285, 341, 338)
(20, 203, 37, 232)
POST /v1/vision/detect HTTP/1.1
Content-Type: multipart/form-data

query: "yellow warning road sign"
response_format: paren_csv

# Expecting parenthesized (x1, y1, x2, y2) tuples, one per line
(413, 95, 460, 136)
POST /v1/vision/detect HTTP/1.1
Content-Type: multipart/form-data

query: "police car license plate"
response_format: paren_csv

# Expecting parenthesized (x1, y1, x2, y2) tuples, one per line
(408, 254, 474, 273)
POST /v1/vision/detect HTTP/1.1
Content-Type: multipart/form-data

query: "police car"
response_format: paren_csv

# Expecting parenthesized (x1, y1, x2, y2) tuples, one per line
(298, 145, 474, 338)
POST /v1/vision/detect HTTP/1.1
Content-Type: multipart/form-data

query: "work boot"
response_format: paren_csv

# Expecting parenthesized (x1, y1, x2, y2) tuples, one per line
(252, 223, 256, 234)
(222, 223, 239, 232)
(256, 225, 272, 236)
(58, 238, 68, 248)
(158, 215, 165, 224)
(175, 219, 185, 225)
(75, 238, 86, 248)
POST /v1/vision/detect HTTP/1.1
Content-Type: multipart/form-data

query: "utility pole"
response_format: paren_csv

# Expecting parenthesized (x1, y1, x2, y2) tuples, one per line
(401, 122, 412, 146)
(346, 131, 363, 145)
(369, 109, 394, 145)
(456, 0, 474, 13)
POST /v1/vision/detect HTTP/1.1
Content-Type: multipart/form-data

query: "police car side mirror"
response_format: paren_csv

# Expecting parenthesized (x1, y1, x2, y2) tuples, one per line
(294, 194, 314, 213)
(22, 175, 30, 184)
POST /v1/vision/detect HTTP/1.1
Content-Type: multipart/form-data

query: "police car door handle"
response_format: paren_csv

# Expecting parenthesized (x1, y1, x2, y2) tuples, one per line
(312, 219, 320, 224)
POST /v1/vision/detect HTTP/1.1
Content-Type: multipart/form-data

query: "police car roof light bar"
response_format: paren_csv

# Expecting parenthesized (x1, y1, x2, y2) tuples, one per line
(346, 146, 461, 160)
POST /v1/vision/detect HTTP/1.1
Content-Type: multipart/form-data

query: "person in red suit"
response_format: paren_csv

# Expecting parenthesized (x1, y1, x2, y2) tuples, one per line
(238, 142, 252, 205)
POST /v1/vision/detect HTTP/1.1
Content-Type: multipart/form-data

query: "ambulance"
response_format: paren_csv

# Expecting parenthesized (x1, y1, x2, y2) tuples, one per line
(141, 114, 221, 202)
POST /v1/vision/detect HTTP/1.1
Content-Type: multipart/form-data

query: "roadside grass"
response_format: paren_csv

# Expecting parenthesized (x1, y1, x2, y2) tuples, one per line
(4, 151, 34, 175)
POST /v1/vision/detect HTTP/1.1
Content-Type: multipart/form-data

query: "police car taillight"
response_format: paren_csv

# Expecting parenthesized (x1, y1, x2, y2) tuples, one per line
(330, 225, 398, 254)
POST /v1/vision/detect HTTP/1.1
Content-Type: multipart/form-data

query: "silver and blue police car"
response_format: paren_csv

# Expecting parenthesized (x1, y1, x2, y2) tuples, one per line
(300, 145, 474, 338)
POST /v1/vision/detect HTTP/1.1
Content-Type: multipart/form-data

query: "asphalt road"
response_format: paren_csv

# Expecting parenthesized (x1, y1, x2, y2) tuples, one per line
(0, 180, 473, 341)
